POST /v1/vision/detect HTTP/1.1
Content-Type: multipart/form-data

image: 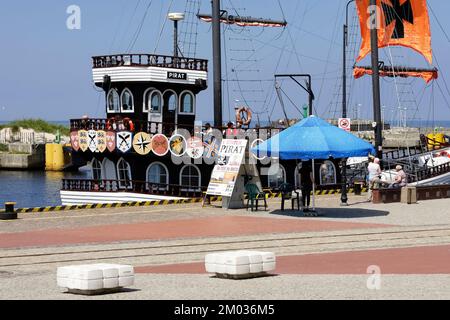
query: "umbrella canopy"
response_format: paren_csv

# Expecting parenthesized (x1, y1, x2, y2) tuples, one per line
(252, 116, 375, 160)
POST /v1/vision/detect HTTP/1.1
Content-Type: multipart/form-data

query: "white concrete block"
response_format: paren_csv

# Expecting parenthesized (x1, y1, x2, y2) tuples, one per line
(67, 278, 104, 291)
(237, 251, 263, 264)
(93, 264, 120, 278)
(205, 263, 216, 273)
(263, 262, 276, 272)
(118, 276, 135, 287)
(69, 265, 104, 280)
(250, 263, 263, 274)
(215, 263, 228, 274)
(260, 252, 276, 263)
(112, 264, 134, 277)
(226, 264, 251, 275)
(103, 277, 120, 289)
(224, 254, 250, 266)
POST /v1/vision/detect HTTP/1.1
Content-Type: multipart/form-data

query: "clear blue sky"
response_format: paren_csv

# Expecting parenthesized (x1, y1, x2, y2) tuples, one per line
(0, 0, 449, 123)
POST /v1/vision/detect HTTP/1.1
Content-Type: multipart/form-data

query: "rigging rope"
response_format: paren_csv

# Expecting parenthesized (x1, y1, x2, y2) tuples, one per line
(127, 0, 154, 53)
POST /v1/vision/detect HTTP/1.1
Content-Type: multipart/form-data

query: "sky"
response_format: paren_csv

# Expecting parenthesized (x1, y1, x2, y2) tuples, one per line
(0, 0, 449, 123)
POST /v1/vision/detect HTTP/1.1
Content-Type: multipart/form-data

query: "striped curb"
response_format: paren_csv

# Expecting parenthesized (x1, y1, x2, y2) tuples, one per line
(1, 188, 367, 214)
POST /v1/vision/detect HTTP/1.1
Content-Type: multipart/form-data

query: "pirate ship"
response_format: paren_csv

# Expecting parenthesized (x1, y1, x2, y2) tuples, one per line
(63, 0, 450, 205)
(62, 2, 316, 205)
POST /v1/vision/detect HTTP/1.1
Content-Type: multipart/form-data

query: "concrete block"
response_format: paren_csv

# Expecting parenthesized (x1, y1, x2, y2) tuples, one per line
(118, 276, 135, 287)
(250, 263, 263, 274)
(226, 264, 251, 275)
(57, 264, 135, 294)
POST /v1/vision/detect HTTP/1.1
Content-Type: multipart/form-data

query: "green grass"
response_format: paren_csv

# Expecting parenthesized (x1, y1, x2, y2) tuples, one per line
(0, 144, 8, 152)
(0, 119, 69, 136)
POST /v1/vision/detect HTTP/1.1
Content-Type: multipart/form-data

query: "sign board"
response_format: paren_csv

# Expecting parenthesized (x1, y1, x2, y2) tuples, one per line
(338, 118, 351, 132)
(167, 72, 187, 80)
(206, 139, 248, 197)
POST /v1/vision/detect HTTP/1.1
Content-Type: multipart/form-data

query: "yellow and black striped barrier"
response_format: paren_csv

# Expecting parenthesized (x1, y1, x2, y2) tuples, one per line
(1, 188, 368, 215)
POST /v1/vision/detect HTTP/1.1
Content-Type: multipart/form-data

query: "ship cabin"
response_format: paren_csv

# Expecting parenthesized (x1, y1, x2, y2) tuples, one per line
(65, 53, 216, 202)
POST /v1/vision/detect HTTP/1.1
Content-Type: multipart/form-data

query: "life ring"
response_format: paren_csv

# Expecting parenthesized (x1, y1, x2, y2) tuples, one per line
(123, 118, 135, 132)
(235, 107, 252, 128)
(106, 118, 115, 131)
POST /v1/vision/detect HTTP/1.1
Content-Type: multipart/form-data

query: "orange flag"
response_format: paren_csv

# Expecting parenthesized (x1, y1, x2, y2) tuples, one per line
(356, 0, 432, 64)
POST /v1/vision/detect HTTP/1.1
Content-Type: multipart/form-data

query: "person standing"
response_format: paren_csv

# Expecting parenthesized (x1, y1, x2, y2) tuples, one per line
(367, 157, 382, 202)
(299, 163, 314, 212)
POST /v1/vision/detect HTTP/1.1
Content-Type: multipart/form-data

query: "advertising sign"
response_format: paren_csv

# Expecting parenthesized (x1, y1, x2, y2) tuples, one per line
(206, 139, 248, 197)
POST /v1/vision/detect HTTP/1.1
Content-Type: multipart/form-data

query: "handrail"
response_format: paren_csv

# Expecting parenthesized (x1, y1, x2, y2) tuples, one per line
(69, 118, 279, 138)
(92, 54, 208, 72)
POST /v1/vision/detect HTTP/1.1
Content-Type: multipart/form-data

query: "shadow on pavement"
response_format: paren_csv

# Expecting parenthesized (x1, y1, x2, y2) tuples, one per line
(270, 207, 390, 219)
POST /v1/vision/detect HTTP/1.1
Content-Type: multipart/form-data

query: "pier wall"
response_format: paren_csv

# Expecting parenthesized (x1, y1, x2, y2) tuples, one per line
(0, 144, 45, 170)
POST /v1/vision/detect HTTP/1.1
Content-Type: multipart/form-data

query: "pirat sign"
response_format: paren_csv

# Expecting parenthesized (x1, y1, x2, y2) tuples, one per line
(356, 0, 432, 64)
(206, 139, 248, 197)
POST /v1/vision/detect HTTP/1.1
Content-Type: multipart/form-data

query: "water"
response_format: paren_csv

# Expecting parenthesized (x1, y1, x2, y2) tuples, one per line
(0, 170, 88, 208)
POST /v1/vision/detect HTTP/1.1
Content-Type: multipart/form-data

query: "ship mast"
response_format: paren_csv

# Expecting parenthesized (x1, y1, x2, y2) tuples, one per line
(200, 1, 287, 128)
(212, 0, 223, 128)
(369, 0, 383, 160)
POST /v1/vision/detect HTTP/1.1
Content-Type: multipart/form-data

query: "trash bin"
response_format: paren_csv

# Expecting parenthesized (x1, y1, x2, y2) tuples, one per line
(354, 182, 363, 196)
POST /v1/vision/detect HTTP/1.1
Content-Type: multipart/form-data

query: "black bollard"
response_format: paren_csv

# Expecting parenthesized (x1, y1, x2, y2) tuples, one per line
(1, 202, 18, 220)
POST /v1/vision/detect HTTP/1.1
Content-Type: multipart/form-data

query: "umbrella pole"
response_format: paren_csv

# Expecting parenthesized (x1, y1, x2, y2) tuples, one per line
(312, 159, 316, 211)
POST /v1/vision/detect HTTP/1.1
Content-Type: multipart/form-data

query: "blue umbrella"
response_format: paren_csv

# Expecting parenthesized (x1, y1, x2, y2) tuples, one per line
(252, 116, 375, 160)
(252, 116, 375, 212)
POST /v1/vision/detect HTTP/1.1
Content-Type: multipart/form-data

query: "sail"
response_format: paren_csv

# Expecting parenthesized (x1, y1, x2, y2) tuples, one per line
(356, 0, 432, 64)
(353, 66, 438, 83)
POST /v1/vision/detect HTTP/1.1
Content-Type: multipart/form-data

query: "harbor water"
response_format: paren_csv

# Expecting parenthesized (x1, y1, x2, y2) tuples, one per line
(0, 170, 88, 208)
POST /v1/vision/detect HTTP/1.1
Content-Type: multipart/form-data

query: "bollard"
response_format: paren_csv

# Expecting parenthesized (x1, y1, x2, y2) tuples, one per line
(1, 202, 18, 220)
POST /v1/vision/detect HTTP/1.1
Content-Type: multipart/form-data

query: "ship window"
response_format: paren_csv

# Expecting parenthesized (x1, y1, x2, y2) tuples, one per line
(267, 164, 286, 189)
(91, 159, 102, 181)
(320, 161, 337, 185)
(143, 89, 162, 113)
(117, 158, 132, 189)
(180, 91, 195, 114)
(150, 92, 162, 113)
(121, 88, 134, 113)
(180, 164, 201, 191)
(164, 91, 177, 112)
(146, 162, 169, 189)
(107, 89, 120, 113)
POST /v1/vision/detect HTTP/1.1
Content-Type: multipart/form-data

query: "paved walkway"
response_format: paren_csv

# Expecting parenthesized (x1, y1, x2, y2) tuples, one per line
(0, 215, 389, 249)
(1, 196, 450, 299)
(136, 244, 450, 275)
